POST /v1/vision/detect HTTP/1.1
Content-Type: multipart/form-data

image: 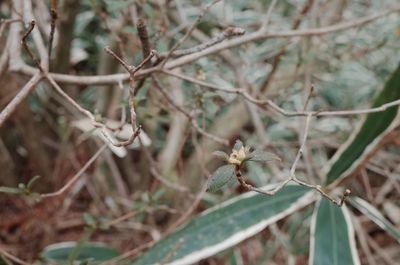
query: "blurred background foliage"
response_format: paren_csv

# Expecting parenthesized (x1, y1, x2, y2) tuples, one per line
(0, 0, 399, 264)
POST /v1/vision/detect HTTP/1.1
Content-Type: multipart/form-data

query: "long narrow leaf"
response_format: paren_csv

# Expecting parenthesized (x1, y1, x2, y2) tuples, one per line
(324, 64, 400, 185)
(133, 186, 314, 265)
(309, 199, 360, 265)
(348, 196, 400, 243)
(41, 242, 119, 263)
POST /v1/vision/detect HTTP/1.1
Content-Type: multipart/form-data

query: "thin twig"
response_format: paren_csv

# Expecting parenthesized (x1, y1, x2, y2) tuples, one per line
(100, 241, 156, 265)
(139, 136, 189, 192)
(45, 74, 137, 146)
(0, 18, 22, 40)
(21, 20, 45, 72)
(167, 27, 245, 58)
(160, 0, 220, 67)
(104, 47, 156, 146)
(0, 246, 30, 265)
(151, 168, 189, 192)
(41, 144, 107, 198)
(104, 46, 131, 72)
(233, 114, 350, 206)
(165, 183, 207, 234)
(107, 211, 139, 227)
(168, 6, 400, 70)
(152, 76, 229, 145)
(48, 0, 58, 63)
(352, 215, 378, 265)
(235, 167, 279, 196)
(260, 0, 315, 93)
(259, 0, 278, 31)
(289, 114, 312, 176)
(102, 183, 206, 265)
(289, 115, 351, 206)
(0, 73, 43, 127)
(303, 84, 314, 111)
(163, 69, 400, 117)
(160, 240, 183, 265)
(15, 7, 400, 85)
(161, 69, 244, 93)
(136, 18, 152, 61)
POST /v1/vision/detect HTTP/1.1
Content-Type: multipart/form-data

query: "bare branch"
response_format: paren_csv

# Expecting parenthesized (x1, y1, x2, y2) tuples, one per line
(22, 0, 49, 70)
(164, 184, 207, 234)
(48, 0, 58, 63)
(152, 76, 229, 145)
(233, 115, 351, 206)
(0, 73, 42, 127)
(259, 0, 278, 31)
(168, 6, 400, 70)
(0, 18, 22, 39)
(159, 0, 221, 67)
(260, 0, 315, 93)
(162, 69, 400, 117)
(14, 6, 399, 85)
(289, 114, 312, 176)
(136, 18, 151, 60)
(0, 246, 30, 265)
(41, 144, 107, 198)
(21, 20, 45, 72)
(166, 27, 245, 58)
(104, 46, 132, 72)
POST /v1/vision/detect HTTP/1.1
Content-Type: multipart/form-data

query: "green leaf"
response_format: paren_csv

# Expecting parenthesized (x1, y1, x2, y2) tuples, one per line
(212, 151, 229, 161)
(233, 139, 243, 151)
(247, 149, 281, 163)
(206, 165, 235, 192)
(41, 242, 119, 264)
(0, 186, 21, 194)
(309, 199, 360, 265)
(83, 213, 97, 227)
(27, 175, 41, 189)
(348, 197, 400, 243)
(106, 0, 136, 12)
(132, 186, 314, 265)
(325, 64, 400, 185)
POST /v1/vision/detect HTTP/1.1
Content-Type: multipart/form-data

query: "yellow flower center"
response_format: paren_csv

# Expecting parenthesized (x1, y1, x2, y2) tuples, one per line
(228, 147, 247, 165)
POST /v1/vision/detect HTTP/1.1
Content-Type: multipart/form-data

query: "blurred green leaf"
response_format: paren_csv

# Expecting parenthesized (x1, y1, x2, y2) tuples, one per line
(132, 186, 313, 265)
(348, 197, 400, 243)
(207, 165, 235, 192)
(83, 213, 97, 227)
(27, 175, 41, 189)
(212, 150, 229, 161)
(105, 0, 135, 12)
(320, 63, 377, 108)
(233, 140, 243, 151)
(0, 186, 21, 194)
(326, 64, 400, 185)
(41, 242, 118, 264)
(310, 199, 360, 265)
(286, 208, 314, 255)
(247, 149, 281, 163)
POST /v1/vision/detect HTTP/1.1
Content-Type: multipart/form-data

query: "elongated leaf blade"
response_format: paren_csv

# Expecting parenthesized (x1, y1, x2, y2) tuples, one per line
(27, 175, 41, 189)
(133, 186, 314, 265)
(309, 199, 360, 265)
(41, 242, 119, 263)
(348, 197, 400, 243)
(325, 65, 400, 185)
(0, 186, 21, 194)
(247, 149, 281, 163)
(207, 165, 235, 192)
